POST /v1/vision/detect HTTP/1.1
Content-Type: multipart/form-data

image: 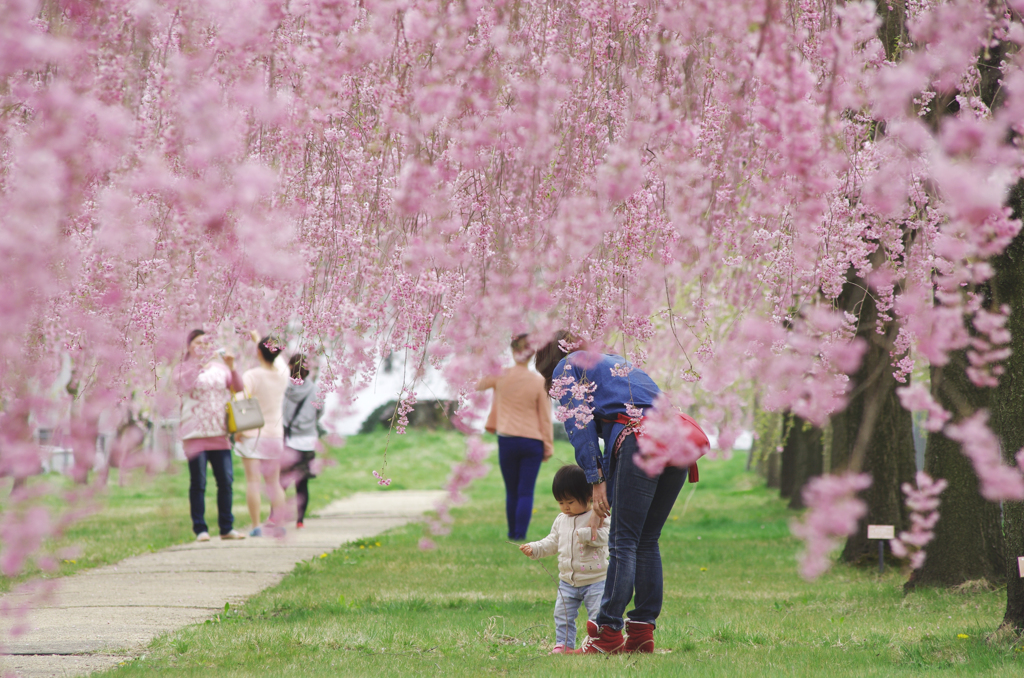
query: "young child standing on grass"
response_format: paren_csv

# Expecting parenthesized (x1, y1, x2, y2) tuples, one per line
(520, 465, 610, 653)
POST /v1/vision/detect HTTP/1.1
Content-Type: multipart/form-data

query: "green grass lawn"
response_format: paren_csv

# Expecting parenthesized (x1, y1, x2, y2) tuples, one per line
(5, 430, 1024, 675)
(0, 429, 467, 592)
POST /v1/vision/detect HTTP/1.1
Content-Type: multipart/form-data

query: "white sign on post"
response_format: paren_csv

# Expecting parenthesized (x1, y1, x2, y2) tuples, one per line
(867, 525, 895, 540)
(1018, 557, 1024, 578)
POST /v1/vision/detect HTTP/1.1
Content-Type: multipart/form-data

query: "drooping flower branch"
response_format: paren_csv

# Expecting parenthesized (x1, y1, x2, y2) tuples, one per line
(420, 434, 491, 551)
(790, 473, 874, 581)
(890, 472, 948, 570)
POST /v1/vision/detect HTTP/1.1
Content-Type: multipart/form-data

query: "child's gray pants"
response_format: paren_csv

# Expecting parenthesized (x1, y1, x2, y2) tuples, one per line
(554, 580, 604, 648)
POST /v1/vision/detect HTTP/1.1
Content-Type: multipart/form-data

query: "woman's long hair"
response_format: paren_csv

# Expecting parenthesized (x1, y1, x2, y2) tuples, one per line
(535, 329, 577, 393)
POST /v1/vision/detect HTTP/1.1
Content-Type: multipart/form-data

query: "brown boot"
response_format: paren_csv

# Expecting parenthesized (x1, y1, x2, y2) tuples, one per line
(624, 620, 655, 653)
(569, 620, 626, 654)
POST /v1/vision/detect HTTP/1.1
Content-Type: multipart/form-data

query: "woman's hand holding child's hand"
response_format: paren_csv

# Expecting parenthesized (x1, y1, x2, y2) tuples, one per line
(587, 510, 604, 542)
(520, 544, 533, 557)
(590, 482, 609, 540)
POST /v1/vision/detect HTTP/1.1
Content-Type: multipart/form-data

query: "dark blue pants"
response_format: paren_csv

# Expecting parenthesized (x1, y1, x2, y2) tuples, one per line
(188, 449, 235, 536)
(498, 436, 544, 540)
(597, 434, 687, 631)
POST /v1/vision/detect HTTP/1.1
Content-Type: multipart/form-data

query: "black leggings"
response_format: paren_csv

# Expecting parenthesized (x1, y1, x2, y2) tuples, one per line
(283, 448, 315, 524)
(295, 476, 309, 523)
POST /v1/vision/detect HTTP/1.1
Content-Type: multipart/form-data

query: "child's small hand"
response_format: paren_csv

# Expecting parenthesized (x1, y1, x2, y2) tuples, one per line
(520, 544, 533, 557)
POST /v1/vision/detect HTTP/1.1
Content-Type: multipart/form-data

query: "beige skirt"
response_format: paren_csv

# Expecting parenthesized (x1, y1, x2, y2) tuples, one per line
(234, 436, 283, 460)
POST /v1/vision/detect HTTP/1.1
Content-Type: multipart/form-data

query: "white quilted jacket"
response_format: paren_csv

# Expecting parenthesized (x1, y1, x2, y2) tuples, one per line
(526, 510, 610, 587)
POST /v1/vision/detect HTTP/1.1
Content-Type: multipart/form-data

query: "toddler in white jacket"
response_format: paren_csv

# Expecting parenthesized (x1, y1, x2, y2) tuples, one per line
(520, 465, 610, 653)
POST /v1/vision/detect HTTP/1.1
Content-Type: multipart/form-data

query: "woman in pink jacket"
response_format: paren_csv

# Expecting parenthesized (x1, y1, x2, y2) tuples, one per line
(177, 329, 247, 541)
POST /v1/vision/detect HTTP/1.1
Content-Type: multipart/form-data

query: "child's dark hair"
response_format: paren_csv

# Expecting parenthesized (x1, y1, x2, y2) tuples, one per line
(552, 465, 592, 506)
(289, 353, 310, 381)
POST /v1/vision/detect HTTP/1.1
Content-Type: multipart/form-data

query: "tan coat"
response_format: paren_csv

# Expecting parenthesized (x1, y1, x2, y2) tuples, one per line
(477, 363, 554, 458)
(526, 510, 610, 587)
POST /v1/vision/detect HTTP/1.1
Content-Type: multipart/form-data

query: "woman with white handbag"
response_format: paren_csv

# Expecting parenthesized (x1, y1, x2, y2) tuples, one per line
(177, 329, 247, 541)
(236, 331, 289, 537)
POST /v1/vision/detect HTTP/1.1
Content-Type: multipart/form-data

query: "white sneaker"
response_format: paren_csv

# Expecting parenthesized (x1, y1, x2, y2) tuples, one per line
(195, 532, 211, 542)
(221, 529, 247, 540)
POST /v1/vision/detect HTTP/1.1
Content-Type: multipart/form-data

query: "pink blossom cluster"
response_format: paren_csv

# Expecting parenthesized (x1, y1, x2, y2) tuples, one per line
(633, 395, 709, 476)
(371, 470, 392, 487)
(943, 412, 1024, 501)
(790, 473, 873, 580)
(890, 472, 948, 570)
(550, 373, 597, 431)
(896, 384, 951, 432)
(393, 392, 418, 436)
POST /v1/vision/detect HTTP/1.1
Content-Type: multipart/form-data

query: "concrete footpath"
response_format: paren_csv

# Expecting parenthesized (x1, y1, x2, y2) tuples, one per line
(0, 490, 446, 678)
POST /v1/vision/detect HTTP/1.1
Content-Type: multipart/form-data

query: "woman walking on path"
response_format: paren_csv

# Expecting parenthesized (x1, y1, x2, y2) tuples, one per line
(177, 329, 247, 541)
(237, 331, 288, 537)
(476, 335, 554, 541)
(281, 353, 320, 528)
(535, 331, 708, 654)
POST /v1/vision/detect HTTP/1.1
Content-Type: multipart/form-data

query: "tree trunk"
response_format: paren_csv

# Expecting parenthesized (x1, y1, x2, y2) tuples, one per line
(765, 450, 781, 490)
(785, 416, 823, 510)
(991, 181, 1024, 630)
(904, 354, 1004, 591)
(901, 9, 1019, 594)
(832, 268, 917, 564)
(782, 411, 798, 501)
(779, 412, 815, 500)
(838, 371, 918, 563)
(750, 407, 776, 475)
(876, 0, 906, 62)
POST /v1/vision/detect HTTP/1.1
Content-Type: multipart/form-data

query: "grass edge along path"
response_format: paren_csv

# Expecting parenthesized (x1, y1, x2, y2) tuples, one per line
(79, 431, 1024, 677)
(0, 430, 469, 594)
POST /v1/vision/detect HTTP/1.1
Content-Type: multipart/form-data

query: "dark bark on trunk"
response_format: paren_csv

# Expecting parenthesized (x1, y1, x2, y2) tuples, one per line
(751, 407, 783, 483)
(765, 450, 781, 490)
(839, 370, 917, 563)
(992, 182, 1024, 630)
(829, 275, 868, 477)
(902, 11, 1021, 596)
(816, 0, 919, 566)
(779, 412, 797, 499)
(785, 417, 823, 510)
(876, 1, 906, 62)
(904, 354, 1004, 591)
(832, 268, 917, 564)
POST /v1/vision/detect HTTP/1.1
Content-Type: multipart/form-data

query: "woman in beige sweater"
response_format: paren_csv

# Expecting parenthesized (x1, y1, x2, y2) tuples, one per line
(476, 335, 554, 540)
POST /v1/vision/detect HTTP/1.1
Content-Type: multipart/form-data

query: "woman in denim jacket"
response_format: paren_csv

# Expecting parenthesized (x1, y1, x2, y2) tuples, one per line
(536, 331, 707, 655)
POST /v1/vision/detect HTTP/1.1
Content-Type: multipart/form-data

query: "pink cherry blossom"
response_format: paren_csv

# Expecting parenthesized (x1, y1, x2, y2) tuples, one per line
(634, 395, 710, 476)
(896, 384, 951, 432)
(890, 472, 947, 570)
(944, 412, 1024, 501)
(791, 473, 873, 580)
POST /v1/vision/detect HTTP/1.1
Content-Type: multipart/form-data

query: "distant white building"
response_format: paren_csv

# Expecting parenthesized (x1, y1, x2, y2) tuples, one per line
(321, 352, 455, 435)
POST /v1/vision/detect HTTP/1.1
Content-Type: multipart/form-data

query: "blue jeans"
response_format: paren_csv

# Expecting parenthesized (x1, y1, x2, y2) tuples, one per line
(497, 436, 544, 540)
(188, 449, 235, 536)
(554, 580, 604, 648)
(596, 434, 687, 631)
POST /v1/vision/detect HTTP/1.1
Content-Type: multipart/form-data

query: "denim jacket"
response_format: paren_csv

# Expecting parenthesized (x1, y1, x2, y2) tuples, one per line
(552, 353, 660, 484)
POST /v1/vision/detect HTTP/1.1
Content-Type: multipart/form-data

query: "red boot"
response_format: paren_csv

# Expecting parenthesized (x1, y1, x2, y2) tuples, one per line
(624, 620, 655, 653)
(570, 620, 625, 654)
